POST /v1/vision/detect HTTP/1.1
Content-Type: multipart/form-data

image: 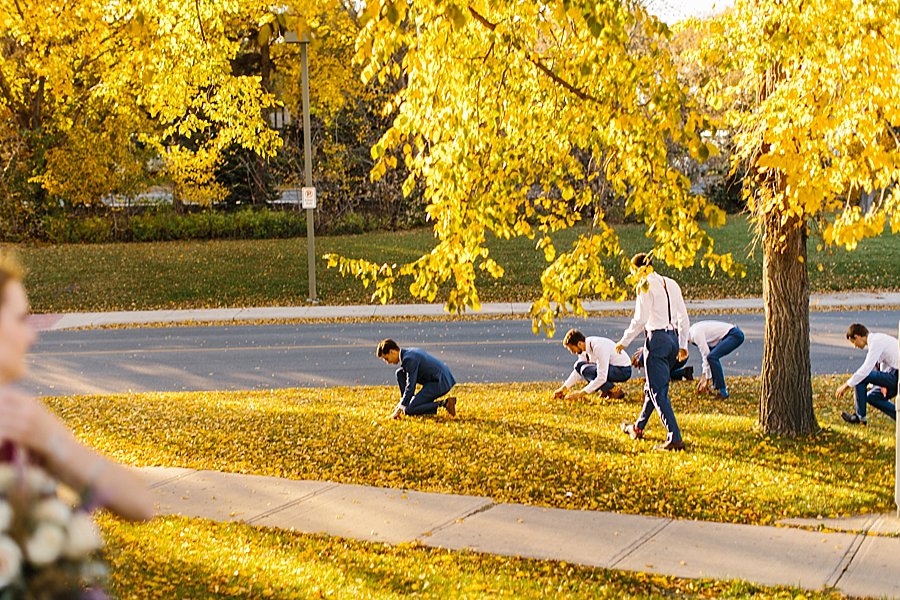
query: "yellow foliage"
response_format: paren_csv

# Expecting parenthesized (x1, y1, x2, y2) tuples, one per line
(0, 0, 309, 205)
(100, 515, 843, 598)
(700, 0, 900, 251)
(328, 1, 737, 331)
(41, 115, 154, 205)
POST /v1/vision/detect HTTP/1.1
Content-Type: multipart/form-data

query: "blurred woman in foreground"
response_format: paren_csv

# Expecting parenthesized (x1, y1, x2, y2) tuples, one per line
(0, 252, 154, 522)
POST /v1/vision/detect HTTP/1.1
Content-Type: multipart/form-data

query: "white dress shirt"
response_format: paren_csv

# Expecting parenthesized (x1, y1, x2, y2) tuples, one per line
(847, 332, 900, 387)
(563, 336, 631, 394)
(689, 320, 736, 379)
(617, 272, 690, 350)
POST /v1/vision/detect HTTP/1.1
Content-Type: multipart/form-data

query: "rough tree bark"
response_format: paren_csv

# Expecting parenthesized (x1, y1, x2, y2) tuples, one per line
(758, 209, 819, 435)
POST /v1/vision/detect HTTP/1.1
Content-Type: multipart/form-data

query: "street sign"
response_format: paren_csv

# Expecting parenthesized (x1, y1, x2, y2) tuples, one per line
(301, 187, 317, 209)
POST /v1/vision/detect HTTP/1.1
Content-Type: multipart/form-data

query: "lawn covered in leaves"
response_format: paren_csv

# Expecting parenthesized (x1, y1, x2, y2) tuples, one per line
(97, 515, 843, 599)
(14, 216, 900, 312)
(48, 375, 895, 526)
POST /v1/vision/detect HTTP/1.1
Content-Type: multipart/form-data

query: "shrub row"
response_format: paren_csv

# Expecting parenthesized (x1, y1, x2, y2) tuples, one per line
(40, 208, 386, 244)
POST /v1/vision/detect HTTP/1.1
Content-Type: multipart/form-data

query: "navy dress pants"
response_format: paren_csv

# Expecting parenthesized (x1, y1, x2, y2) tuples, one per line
(635, 330, 683, 443)
(396, 368, 452, 415)
(853, 368, 897, 421)
(707, 326, 745, 398)
(573, 361, 632, 393)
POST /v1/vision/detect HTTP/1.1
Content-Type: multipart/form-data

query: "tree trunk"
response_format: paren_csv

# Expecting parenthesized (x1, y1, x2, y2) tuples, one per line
(758, 208, 819, 435)
(172, 185, 185, 215)
(753, 57, 819, 436)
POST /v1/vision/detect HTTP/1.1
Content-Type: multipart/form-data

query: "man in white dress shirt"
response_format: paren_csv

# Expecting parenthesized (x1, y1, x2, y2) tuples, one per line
(553, 329, 632, 400)
(835, 323, 898, 425)
(615, 253, 690, 451)
(690, 320, 745, 399)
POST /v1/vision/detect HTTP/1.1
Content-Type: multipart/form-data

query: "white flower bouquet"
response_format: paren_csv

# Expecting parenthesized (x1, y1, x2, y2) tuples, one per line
(0, 447, 108, 600)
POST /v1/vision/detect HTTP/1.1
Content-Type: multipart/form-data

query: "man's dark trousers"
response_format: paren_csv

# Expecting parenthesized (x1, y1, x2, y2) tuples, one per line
(670, 356, 690, 380)
(574, 361, 632, 393)
(636, 352, 688, 380)
(396, 368, 452, 415)
(707, 326, 745, 397)
(854, 368, 898, 421)
(635, 329, 683, 442)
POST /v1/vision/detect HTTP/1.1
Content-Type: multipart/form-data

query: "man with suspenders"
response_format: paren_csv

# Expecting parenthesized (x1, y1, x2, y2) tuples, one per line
(615, 253, 691, 451)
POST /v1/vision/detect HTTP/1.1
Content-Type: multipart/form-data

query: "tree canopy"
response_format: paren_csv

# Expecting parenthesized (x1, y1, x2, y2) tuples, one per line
(0, 0, 282, 211)
(326, 0, 738, 334)
(699, 0, 900, 246)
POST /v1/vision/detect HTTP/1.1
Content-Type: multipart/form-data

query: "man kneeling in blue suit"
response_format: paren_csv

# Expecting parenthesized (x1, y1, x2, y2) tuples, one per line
(377, 339, 457, 420)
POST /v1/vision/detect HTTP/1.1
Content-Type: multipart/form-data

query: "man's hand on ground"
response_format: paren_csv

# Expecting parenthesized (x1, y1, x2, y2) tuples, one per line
(553, 388, 567, 399)
(387, 406, 404, 420)
(565, 390, 586, 401)
(835, 383, 850, 399)
(697, 376, 710, 394)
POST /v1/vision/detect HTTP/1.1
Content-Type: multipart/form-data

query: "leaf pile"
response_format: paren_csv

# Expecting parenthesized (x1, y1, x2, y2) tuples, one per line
(48, 375, 895, 526)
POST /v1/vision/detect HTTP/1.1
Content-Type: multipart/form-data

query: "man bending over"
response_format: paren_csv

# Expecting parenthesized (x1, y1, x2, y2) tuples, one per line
(554, 329, 632, 400)
(835, 323, 897, 425)
(377, 339, 457, 420)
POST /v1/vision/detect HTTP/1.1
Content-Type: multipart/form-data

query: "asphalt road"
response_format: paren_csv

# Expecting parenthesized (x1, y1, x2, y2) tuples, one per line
(22, 310, 900, 396)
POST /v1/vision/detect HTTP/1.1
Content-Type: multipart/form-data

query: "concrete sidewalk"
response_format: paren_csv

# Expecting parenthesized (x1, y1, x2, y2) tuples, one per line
(139, 466, 900, 598)
(29, 291, 900, 331)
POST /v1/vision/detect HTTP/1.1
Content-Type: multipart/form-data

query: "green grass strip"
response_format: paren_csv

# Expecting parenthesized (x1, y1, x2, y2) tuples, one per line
(13, 216, 900, 312)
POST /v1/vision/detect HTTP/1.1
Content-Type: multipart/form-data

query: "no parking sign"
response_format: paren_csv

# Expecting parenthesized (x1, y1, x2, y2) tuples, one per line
(301, 187, 317, 209)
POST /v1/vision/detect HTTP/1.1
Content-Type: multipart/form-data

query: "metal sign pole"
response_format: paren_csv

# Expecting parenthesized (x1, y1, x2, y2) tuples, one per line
(301, 39, 317, 303)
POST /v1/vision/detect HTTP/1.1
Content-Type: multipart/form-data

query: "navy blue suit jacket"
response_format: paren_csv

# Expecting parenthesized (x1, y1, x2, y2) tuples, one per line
(399, 348, 456, 406)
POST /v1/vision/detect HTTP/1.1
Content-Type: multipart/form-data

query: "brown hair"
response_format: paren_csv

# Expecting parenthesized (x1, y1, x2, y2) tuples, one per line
(0, 251, 24, 311)
(376, 338, 400, 357)
(631, 253, 652, 268)
(846, 323, 868, 340)
(563, 329, 585, 346)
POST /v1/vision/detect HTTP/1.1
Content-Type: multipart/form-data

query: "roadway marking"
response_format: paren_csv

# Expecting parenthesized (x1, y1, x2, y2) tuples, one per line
(30, 338, 555, 358)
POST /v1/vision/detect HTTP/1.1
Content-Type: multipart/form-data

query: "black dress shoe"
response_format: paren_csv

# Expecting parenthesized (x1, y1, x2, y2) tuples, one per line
(653, 439, 686, 452)
(683, 366, 694, 381)
(841, 411, 866, 425)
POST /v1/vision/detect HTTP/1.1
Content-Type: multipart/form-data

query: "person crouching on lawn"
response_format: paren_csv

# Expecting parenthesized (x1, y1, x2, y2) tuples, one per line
(835, 323, 897, 425)
(377, 338, 457, 419)
(553, 329, 632, 400)
(689, 320, 745, 399)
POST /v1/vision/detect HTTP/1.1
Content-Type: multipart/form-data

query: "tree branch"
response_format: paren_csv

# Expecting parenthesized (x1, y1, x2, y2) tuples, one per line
(12, 0, 26, 20)
(195, 0, 208, 44)
(467, 7, 602, 104)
